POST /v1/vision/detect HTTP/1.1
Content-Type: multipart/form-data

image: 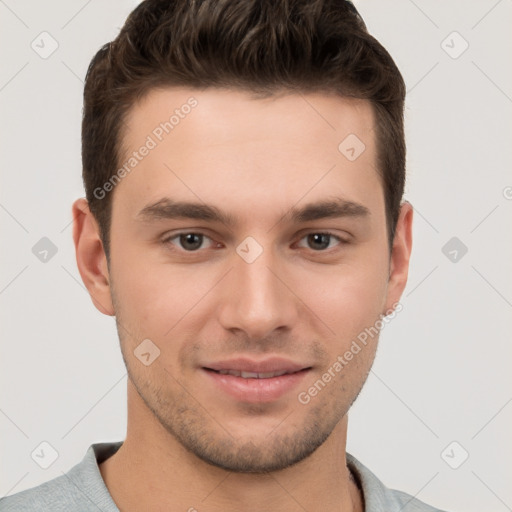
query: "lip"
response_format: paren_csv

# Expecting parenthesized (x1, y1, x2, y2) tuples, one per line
(203, 357, 308, 374)
(202, 357, 311, 403)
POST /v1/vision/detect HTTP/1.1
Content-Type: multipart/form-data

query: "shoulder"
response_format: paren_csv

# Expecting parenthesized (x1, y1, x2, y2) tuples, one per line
(0, 442, 122, 512)
(346, 452, 450, 512)
(387, 488, 448, 512)
(0, 473, 86, 512)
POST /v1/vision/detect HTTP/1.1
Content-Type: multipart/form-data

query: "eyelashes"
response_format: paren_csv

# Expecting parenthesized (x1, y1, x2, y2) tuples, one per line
(161, 231, 349, 253)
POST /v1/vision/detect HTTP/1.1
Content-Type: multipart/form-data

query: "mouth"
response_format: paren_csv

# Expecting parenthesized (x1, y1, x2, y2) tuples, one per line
(204, 368, 304, 379)
(201, 358, 312, 403)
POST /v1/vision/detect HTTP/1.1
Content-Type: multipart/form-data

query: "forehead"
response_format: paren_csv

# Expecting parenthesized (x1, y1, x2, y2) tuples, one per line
(114, 87, 381, 224)
(122, 87, 375, 149)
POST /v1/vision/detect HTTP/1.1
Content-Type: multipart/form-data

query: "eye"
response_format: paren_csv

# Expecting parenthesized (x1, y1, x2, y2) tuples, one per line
(162, 232, 217, 251)
(296, 232, 346, 251)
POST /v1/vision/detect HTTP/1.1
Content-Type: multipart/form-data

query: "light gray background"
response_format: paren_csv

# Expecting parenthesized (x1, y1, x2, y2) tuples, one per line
(1, 1, 511, 511)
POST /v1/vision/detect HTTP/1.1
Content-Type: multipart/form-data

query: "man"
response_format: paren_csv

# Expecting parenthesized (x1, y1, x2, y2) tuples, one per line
(0, 0, 450, 510)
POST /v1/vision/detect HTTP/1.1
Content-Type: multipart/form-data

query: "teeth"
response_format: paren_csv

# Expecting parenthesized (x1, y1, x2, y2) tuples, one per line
(241, 371, 260, 378)
(257, 371, 288, 378)
(217, 370, 289, 379)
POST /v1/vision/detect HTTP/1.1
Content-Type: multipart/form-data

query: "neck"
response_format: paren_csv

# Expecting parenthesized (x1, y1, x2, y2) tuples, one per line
(99, 380, 363, 512)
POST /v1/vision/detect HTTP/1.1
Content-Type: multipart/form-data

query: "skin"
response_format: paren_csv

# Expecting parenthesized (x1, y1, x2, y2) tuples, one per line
(72, 87, 413, 512)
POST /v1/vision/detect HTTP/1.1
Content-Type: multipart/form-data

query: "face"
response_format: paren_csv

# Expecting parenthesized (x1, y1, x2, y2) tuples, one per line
(78, 87, 411, 473)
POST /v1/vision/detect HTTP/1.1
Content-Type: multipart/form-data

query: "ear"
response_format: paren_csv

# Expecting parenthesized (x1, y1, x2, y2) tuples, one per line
(72, 198, 115, 316)
(383, 201, 413, 313)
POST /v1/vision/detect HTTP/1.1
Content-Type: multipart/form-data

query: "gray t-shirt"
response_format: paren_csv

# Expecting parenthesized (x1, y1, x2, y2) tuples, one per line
(0, 442, 448, 511)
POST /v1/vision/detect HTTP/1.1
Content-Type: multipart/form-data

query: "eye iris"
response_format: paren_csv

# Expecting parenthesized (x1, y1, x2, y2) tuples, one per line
(180, 233, 203, 250)
(308, 233, 330, 250)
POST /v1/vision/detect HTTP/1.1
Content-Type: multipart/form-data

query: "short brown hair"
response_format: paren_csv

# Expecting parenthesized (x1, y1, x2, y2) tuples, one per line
(82, 0, 406, 261)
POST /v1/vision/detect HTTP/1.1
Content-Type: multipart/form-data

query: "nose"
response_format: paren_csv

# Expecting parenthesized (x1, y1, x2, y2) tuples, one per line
(217, 245, 299, 341)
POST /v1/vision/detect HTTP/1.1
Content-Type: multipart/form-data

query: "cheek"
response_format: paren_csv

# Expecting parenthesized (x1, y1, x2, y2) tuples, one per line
(111, 253, 220, 342)
(299, 258, 388, 339)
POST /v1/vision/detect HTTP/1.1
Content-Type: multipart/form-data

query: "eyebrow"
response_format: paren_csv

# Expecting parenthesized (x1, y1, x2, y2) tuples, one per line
(136, 197, 370, 227)
(137, 199, 238, 226)
(286, 198, 370, 224)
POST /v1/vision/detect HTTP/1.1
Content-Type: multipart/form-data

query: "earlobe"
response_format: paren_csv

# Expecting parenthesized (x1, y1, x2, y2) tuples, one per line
(72, 198, 115, 316)
(383, 201, 413, 314)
